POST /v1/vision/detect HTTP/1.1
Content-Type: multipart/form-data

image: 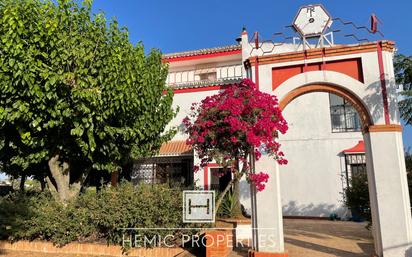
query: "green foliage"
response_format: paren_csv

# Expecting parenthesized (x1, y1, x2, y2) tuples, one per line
(343, 172, 371, 223)
(0, 0, 175, 183)
(405, 150, 412, 205)
(344, 152, 412, 227)
(394, 54, 412, 125)
(0, 182, 204, 246)
(406, 150, 412, 173)
(216, 190, 240, 218)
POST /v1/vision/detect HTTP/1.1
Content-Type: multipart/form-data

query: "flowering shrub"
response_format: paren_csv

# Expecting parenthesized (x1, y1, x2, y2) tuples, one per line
(183, 79, 288, 194)
(248, 172, 270, 192)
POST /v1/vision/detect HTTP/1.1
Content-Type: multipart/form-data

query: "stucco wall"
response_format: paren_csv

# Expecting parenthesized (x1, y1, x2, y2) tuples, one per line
(166, 90, 219, 141)
(167, 89, 221, 187)
(168, 73, 365, 218)
(278, 92, 362, 218)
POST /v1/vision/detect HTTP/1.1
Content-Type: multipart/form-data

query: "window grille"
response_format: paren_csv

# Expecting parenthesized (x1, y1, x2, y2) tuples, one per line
(329, 94, 361, 132)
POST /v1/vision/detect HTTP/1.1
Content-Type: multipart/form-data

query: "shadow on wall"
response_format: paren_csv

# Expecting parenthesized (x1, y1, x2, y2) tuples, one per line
(362, 79, 399, 124)
(238, 179, 251, 214)
(406, 246, 412, 257)
(282, 201, 349, 218)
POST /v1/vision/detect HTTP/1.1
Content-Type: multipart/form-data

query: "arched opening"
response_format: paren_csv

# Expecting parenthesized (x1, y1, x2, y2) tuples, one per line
(279, 84, 373, 131)
(278, 83, 375, 256)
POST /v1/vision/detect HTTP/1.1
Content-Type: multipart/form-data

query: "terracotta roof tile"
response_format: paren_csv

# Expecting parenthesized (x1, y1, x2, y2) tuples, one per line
(159, 140, 193, 157)
(163, 45, 241, 59)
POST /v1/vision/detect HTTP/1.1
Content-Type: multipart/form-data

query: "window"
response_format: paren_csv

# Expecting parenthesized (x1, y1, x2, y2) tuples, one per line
(199, 72, 217, 81)
(329, 94, 361, 132)
(344, 153, 367, 187)
(210, 167, 231, 192)
(350, 163, 367, 177)
(132, 158, 193, 186)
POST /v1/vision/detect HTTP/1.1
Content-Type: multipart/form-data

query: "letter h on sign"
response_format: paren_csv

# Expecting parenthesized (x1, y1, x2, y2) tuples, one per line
(183, 191, 215, 223)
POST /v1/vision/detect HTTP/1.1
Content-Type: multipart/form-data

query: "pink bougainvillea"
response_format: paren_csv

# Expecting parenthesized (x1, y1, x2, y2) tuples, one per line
(183, 78, 288, 192)
(248, 172, 270, 191)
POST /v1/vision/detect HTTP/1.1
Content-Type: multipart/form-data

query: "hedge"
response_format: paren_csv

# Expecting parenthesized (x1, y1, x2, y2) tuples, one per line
(0, 183, 206, 247)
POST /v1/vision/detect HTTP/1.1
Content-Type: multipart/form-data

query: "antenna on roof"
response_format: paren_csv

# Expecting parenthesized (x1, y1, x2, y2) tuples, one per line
(370, 13, 383, 35)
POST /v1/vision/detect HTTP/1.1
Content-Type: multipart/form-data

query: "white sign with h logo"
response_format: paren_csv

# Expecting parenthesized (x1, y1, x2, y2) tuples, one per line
(183, 190, 215, 223)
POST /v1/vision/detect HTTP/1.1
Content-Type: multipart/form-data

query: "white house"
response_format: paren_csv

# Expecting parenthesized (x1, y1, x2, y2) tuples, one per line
(130, 29, 386, 219)
(131, 4, 412, 254)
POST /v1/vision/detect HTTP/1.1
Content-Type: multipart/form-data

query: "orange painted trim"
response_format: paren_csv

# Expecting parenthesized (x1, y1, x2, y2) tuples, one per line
(248, 41, 395, 65)
(367, 124, 402, 133)
(164, 49, 241, 63)
(279, 84, 373, 133)
(172, 85, 228, 94)
(248, 250, 288, 257)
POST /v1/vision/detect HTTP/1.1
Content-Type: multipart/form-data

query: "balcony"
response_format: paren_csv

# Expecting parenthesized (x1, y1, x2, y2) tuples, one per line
(167, 64, 243, 89)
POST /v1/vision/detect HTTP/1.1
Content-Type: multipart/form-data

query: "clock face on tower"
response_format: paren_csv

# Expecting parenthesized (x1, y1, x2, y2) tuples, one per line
(293, 5, 332, 38)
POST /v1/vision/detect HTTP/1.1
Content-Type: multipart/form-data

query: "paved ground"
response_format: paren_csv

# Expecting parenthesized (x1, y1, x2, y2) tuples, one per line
(283, 219, 374, 257)
(231, 219, 374, 257)
(0, 219, 374, 257)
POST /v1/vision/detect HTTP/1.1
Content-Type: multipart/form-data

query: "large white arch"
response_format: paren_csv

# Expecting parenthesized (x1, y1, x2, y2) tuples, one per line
(245, 42, 412, 256)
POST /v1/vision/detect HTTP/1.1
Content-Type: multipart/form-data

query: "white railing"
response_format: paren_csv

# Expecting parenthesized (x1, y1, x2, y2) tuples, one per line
(167, 64, 243, 86)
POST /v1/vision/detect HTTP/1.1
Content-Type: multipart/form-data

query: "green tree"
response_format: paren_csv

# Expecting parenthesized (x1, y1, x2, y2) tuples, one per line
(405, 150, 412, 205)
(0, 0, 175, 203)
(394, 54, 412, 125)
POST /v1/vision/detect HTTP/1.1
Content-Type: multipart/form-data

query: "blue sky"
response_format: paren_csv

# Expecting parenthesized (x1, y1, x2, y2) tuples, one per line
(2, 1, 412, 180)
(91, 0, 412, 148)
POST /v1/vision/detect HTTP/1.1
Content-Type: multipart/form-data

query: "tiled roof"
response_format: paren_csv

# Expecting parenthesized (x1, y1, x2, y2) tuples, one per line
(342, 140, 365, 153)
(158, 140, 193, 157)
(163, 45, 241, 59)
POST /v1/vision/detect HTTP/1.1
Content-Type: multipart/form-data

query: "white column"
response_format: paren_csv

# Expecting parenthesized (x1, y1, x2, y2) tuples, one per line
(193, 154, 206, 189)
(254, 155, 285, 252)
(364, 130, 412, 257)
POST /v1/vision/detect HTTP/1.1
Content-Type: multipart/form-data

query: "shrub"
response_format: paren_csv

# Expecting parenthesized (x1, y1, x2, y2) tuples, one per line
(0, 182, 206, 247)
(343, 172, 371, 223)
(0, 191, 38, 239)
(217, 190, 240, 218)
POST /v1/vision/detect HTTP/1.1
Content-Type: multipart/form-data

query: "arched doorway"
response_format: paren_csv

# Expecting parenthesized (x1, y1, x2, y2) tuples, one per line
(279, 84, 374, 255)
(252, 81, 411, 257)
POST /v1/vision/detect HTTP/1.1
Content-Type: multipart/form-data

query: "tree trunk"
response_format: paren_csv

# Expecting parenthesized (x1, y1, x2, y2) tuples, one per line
(215, 177, 236, 213)
(215, 173, 244, 218)
(19, 173, 26, 192)
(46, 154, 85, 204)
(39, 177, 46, 191)
(111, 171, 119, 187)
(215, 159, 245, 218)
(231, 177, 243, 217)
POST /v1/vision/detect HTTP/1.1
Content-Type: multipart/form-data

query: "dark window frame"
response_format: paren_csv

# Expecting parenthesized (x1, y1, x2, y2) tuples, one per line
(329, 94, 362, 133)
